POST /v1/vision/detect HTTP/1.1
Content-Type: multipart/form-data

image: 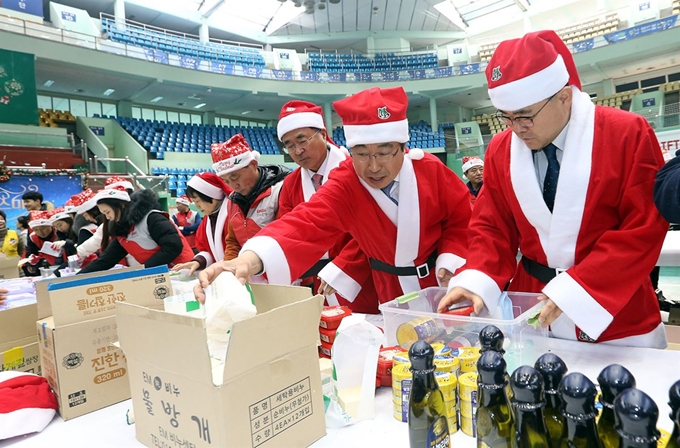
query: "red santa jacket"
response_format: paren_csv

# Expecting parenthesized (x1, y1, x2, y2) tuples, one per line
(277, 144, 379, 313)
(173, 210, 199, 248)
(194, 200, 229, 267)
(242, 150, 471, 305)
(450, 89, 669, 348)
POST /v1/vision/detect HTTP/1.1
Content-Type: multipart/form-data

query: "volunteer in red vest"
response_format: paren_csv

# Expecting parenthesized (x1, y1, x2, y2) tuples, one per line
(437, 30, 668, 349)
(462, 156, 484, 207)
(212, 134, 289, 260)
(276, 100, 379, 313)
(172, 195, 202, 250)
(171, 172, 232, 275)
(194, 86, 471, 305)
(79, 187, 194, 273)
(21, 211, 61, 277)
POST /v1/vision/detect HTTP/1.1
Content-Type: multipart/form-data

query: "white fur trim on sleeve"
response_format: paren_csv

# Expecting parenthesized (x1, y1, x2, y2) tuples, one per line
(543, 272, 613, 341)
(318, 261, 362, 302)
(435, 253, 466, 286)
(241, 236, 291, 285)
(447, 269, 502, 315)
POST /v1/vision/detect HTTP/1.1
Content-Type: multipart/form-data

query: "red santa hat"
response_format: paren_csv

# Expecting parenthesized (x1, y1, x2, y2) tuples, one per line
(63, 198, 77, 214)
(96, 185, 130, 203)
(176, 195, 191, 206)
(211, 134, 260, 177)
(0, 371, 58, 440)
(486, 30, 581, 112)
(71, 189, 98, 215)
(276, 100, 327, 141)
(333, 86, 410, 149)
(187, 172, 229, 200)
(49, 206, 71, 223)
(462, 156, 484, 173)
(28, 210, 52, 228)
(104, 175, 134, 191)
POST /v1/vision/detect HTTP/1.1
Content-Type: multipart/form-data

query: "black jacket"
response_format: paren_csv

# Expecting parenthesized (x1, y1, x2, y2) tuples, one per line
(655, 150, 680, 224)
(230, 164, 290, 217)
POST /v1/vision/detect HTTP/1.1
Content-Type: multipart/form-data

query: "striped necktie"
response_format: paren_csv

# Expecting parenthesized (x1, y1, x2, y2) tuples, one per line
(381, 180, 398, 206)
(542, 143, 560, 213)
(311, 173, 323, 191)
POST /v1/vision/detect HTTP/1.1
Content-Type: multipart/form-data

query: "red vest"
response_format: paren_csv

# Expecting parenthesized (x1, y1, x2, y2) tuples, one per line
(29, 231, 59, 266)
(227, 183, 283, 248)
(174, 211, 197, 248)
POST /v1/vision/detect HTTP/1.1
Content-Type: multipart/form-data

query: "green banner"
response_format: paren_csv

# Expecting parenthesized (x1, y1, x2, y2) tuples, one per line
(0, 49, 38, 126)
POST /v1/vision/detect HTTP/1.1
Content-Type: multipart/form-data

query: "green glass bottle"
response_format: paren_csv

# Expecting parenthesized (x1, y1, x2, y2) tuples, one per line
(534, 353, 568, 448)
(510, 365, 553, 448)
(476, 350, 515, 448)
(596, 364, 636, 448)
(558, 372, 603, 448)
(667, 381, 680, 448)
(613, 388, 660, 448)
(479, 324, 513, 401)
(408, 340, 450, 448)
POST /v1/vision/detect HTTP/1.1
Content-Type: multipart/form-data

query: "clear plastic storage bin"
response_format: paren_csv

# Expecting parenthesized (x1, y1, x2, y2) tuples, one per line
(379, 288, 550, 373)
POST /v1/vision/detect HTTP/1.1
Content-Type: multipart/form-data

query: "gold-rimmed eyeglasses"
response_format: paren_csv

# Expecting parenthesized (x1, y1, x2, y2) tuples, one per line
(282, 130, 320, 154)
(352, 147, 400, 165)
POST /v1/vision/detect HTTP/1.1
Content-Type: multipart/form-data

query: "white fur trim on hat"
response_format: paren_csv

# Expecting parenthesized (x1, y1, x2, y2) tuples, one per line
(28, 218, 52, 228)
(105, 180, 134, 191)
(64, 205, 77, 214)
(277, 112, 326, 141)
(50, 212, 71, 223)
(75, 197, 98, 215)
(187, 176, 226, 200)
(462, 158, 484, 172)
(96, 188, 130, 203)
(0, 372, 58, 441)
(175, 196, 191, 206)
(213, 150, 260, 177)
(488, 55, 569, 112)
(343, 119, 409, 148)
(406, 148, 424, 161)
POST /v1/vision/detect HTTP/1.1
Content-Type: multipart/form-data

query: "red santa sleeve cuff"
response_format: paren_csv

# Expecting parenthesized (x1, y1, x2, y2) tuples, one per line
(318, 262, 362, 302)
(241, 236, 291, 285)
(435, 253, 466, 283)
(0, 372, 58, 440)
(543, 272, 613, 341)
(448, 269, 502, 315)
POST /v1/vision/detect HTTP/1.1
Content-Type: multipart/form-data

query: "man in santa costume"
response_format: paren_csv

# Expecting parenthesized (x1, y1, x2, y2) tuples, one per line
(172, 195, 202, 250)
(211, 134, 289, 261)
(194, 86, 471, 306)
(276, 100, 378, 313)
(438, 30, 669, 349)
(461, 156, 484, 207)
(172, 172, 232, 275)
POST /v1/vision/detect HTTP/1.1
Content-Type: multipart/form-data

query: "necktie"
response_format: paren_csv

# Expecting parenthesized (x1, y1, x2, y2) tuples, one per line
(542, 143, 560, 212)
(381, 180, 398, 206)
(311, 173, 323, 191)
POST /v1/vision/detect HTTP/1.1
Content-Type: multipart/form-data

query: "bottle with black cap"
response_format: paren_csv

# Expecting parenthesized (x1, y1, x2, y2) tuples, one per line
(613, 388, 660, 448)
(476, 350, 515, 447)
(534, 353, 567, 447)
(479, 325, 505, 354)
(510, 365, 552, 448)
(667, 380, 680, 448)
(596, 364, 636, 448)
(407, 340, 450, 448)
(558, 372, 603, 448)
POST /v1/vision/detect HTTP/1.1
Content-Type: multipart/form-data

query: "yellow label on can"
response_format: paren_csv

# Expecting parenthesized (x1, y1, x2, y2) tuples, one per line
(431, 342, 445, 354)
(392, 353, 410, 367)
(658, 428, 670, 448)
(434, 371, 458, 402)
(460, 397, 477, 419)
(444, 399, 458, 420)
(458, 346, 481, 374)
(448, 414, 459, 434)
(396, 317, 442, 350)
(460, 414, 477, 437)
(393, 400, 409, 422)
(458, 372, 478, 404)
(434, 354, 459, 374)
(392, 364, 413, 406)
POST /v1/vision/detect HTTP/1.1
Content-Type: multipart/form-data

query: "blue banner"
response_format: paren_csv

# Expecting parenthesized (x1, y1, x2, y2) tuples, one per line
(327, 72, 346, 82)
(434, 67, 453, 78)
(179, 55, 200, 69)
(144, 49, 168, 64)
(572, 38, 595, 53)
(1, 0, 43, 17)
(642, 98, 656, 107)
(459, 63, 480, 75)
(210, 61, 234, 75)
(462, 127, 472, 135)
(89, 126, 105, 135)
(604, 15, 678, 43)
(0, 174, 83, 227)
(242, 65, 263, 78)
(380, 71, 397, 82)
(272, 69, 293, 81)
(354, 72, 372, 83)
(61, 11, 76, 22)
(300, 71, 317, 82)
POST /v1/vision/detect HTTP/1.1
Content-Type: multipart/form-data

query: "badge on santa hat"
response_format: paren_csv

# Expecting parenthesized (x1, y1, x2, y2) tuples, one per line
(71, 189, 97, 215)
(187, 172, 230, 200)
(486, 30, 581, 112)
(276, 100, 327, 141)
(63, 198, 77, 214)
(28, 210, 52, 228)
(0, 371, 59, 440)
(49, 206, 71, 223)
(211, 134, 260, 177)
(175, 195, 191, 206)
(104, 175, 134, 191)
(462, 156, 484, 173)
(95, 185, 130, 203)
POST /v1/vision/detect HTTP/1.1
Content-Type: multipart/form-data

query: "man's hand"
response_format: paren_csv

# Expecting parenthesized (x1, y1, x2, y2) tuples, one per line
(537, 294, 562, 328)
(171, 260, 200, 275)
(0, 288, 7, 306)
(437, 286, 485, 314)
(51, 241, 66, 251)
(317, 279, 337, 296)
(194, 251, 263, 304)
(437, 268, 453, 288)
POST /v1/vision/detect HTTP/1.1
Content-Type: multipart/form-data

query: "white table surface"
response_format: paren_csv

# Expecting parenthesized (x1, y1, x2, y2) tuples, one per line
(2, 338, 679, 448)
(659, 231, 680, 266)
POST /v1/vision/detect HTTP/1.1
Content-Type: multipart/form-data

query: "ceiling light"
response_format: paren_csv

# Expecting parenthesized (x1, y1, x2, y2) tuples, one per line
(43, 80, 54, 87)
(434, 1, 468, 29)
(151, 96, 163, 103)
(103, 89, 115, 96)
(241, 110, 251, 115)
(194, 103, 206, 109)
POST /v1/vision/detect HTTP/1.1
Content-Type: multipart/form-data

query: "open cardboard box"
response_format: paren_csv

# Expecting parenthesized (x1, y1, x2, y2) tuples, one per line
(0, 255, 20, 279)
(116, 283, 326, 448)
(37, 266, 171, 420)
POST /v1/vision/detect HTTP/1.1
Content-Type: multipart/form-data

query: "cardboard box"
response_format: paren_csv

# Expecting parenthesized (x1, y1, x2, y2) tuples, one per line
(117, 284, 326, 448)
(0, 339, 40, 374)
(37, 266, 171, 421)
(0, 255, 20, 279)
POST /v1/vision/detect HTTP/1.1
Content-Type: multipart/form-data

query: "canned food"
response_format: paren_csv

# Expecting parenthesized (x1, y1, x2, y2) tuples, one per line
(447, 415, 459, 434)
(431, 342, 445, 354)
(459, 347, 481, 373)
(392, 364, 412, 406)
(460, 397, 477, 419)
(434, 354, 460, 375)
(396, 317, 443, 349)
(393, 399, 409, 422)
(434, 371, 458, 402)
(460, 414, 477, 437)
(444, 399, 458, 420)
(392, 352, 410, 367)
(658, 428, 670, 448)
(458, 372, 478, 404)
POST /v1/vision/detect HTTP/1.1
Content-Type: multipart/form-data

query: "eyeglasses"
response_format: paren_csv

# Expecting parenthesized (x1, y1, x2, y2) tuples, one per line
(495, 92, 558, 128)
(282, 130, 320, 154)
(352, 147, 401, 165)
